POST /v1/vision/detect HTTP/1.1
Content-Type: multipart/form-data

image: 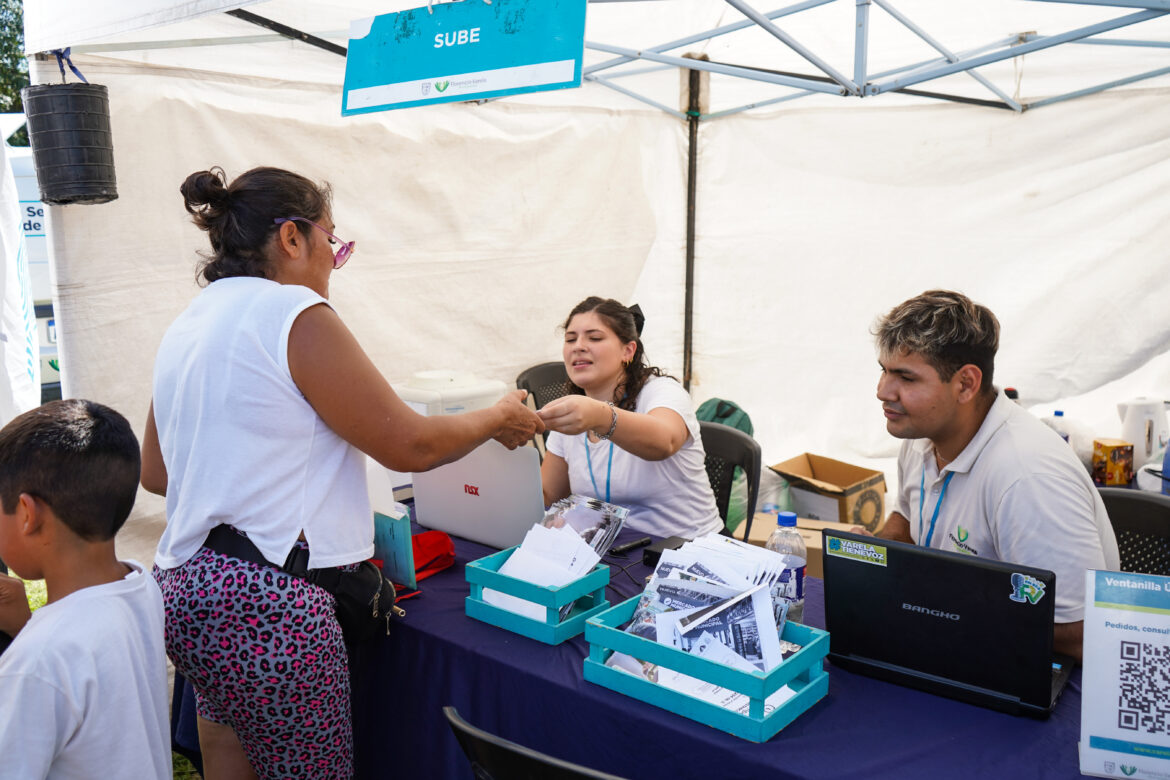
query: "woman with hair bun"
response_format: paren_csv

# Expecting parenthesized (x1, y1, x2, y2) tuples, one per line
(141, 166, 542, 779)
(538, 296, 721, 539)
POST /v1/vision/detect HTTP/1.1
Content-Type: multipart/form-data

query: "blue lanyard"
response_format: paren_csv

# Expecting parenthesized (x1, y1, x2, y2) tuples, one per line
(918, 465, 955, 548)
(585, 437, 614, 503)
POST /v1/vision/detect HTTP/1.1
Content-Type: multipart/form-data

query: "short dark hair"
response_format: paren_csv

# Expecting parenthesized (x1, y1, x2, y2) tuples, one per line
(561, 296, 672, 411)
(874, 289, 1000, 395)
(181, 166, 332, 285)
(0, 400, 141, 541)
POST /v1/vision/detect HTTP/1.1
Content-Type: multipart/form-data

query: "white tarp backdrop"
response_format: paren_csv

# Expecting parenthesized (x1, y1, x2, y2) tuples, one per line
(19, 1, 1170, 550)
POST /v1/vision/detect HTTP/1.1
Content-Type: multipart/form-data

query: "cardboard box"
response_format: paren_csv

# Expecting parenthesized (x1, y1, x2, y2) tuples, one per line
(770, 453, 886, 530)
(1092, 438, 1134, 487)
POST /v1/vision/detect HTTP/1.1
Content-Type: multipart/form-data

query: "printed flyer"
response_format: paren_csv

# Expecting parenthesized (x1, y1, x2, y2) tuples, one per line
(1080, 569, 1170, 779)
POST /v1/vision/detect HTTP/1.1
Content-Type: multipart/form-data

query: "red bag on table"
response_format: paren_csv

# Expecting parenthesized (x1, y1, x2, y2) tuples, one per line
(374, 530, 455, 601)
(412, 530, 455, 582)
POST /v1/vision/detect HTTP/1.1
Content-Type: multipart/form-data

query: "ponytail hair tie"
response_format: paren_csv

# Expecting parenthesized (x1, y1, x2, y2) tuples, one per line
(628, 303, 645, 336)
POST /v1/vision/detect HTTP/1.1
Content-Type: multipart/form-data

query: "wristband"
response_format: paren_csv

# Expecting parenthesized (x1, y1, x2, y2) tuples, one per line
(598, 402, 618, 440)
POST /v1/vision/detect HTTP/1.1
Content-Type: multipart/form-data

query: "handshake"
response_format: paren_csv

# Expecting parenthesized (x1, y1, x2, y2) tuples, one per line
(493, 391, 619, 450)
(492, 389, 545, 449)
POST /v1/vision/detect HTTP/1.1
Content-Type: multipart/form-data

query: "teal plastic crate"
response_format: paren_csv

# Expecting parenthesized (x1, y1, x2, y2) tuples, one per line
(465, 546, 611, 645)
(583, 595, 830, 742)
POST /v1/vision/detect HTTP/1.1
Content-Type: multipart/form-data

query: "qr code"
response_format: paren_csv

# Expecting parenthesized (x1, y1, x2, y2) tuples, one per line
(1117, 641, 1170, 734)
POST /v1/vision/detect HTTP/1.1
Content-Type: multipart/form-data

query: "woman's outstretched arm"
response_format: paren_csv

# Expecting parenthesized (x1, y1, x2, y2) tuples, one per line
(287, 303, 543, 472)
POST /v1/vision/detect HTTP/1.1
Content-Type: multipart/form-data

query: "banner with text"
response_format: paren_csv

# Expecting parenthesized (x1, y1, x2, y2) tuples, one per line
(342, 0, 586, 116)
(1080, 569, 1170, 779)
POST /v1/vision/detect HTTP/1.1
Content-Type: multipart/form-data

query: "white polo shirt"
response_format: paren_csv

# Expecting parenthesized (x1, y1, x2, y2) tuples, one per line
(894, 391, 1119, 623)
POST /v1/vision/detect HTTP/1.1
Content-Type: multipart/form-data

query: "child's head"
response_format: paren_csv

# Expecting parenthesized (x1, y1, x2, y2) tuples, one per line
(0, 399, 140, 547)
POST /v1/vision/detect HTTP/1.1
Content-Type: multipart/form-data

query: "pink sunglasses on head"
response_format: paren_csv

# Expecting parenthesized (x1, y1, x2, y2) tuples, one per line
(274, 217, 355, 269)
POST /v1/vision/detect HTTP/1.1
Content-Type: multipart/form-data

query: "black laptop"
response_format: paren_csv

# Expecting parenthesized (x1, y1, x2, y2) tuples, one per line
(821, 529, 1073, 718)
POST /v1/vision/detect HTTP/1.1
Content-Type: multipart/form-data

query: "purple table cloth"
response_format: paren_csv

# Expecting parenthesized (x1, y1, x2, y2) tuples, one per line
(349, 527, 1084, 779)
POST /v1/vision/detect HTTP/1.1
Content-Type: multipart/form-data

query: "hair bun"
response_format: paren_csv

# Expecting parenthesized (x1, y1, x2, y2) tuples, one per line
(628, 303, 645, 336)
(180, 168, 230, 216)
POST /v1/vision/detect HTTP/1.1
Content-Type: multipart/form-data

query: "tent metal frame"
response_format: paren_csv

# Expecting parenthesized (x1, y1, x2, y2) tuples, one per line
(65, 0, 1170, 118)
(582, 0, 1170, 118)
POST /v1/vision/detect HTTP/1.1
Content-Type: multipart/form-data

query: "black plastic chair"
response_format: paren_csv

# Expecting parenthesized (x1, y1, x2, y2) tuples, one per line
(516, 362, 570, 449)
(516, 361, 570, 412)
(700, 420, 762, 541)
(1098, 487, 1170, 575)
(443, 706, 630, 780)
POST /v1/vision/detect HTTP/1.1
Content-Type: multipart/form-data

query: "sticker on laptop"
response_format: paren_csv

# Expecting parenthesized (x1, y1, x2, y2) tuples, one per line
(1009, 573, 1046, 605)
(825, 536, 887, 567)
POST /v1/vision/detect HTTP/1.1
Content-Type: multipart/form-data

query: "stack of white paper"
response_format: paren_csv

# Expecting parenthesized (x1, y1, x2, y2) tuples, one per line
(482, 524, 600, 621)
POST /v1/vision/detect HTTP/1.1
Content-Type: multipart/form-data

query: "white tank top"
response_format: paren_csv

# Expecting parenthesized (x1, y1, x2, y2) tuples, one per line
(152, 276, 373, 570)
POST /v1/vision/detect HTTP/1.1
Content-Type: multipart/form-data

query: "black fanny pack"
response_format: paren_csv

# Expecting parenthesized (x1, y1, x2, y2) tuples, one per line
(203, 524, 401, 644)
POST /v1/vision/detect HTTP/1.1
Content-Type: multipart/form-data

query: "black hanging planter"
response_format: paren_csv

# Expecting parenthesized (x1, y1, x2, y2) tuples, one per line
(20, 82, 118, 205)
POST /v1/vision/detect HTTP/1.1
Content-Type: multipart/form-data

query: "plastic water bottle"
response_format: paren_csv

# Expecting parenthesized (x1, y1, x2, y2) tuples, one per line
(1047, 410, 1071, 443)
(765, 511, 806, 624)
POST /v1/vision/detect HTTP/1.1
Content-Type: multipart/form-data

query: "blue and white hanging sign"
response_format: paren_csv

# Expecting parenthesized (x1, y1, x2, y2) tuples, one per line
(342, 0, 587, 115)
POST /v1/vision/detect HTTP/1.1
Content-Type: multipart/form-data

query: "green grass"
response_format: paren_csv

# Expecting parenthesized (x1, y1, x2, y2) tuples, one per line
(172, 752, 200, 778)
(23, 578, 46, 611)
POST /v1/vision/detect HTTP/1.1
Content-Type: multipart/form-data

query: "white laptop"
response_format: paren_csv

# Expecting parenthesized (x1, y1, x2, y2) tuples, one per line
(411, 440, 545, 549)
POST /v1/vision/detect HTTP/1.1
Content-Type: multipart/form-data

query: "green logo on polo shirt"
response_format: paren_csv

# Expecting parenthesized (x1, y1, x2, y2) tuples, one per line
(949, 526, 978, 555)
(1121, 765, 1137, 776)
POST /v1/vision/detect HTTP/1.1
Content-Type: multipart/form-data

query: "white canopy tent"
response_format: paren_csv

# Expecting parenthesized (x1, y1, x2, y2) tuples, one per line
(19, 0, 1170, 548)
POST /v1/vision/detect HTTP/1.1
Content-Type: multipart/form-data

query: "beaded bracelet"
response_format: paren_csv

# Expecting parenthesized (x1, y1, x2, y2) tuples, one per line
(598, 401, 618, 440)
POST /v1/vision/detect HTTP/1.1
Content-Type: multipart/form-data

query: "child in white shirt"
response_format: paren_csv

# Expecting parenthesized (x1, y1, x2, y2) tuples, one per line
(0, 400, 170, 780)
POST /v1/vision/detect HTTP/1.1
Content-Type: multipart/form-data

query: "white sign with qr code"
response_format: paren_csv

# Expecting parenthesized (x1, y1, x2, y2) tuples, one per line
(1079, 569, 1170, 778)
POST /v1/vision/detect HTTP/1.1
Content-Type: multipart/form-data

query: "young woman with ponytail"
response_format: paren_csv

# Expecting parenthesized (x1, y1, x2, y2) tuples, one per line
(538, 296, 721, 538)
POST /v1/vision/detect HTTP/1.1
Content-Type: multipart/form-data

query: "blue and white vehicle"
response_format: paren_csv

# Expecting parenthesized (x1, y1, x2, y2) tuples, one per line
(6, 139, 60, 402)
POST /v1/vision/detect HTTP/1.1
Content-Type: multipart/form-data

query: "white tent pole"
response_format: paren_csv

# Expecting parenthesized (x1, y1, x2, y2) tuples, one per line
(872, 0, 1024, 110)
(869, 8, 1168, 94)
(1029, 0, 1170, 8)
(1073, 37, 1170, 48)
(705, 33, 1025, 119)
(1026, 63, 1170, 108)
(1071, 36, 1170, 47)
(585, 42, 849, 94)
(584, 75, 687, 118)
(703, 89, 818, 120)
(854, 0, 870, 89)
(71, 32, 345, 54)
(584, 0, 835, 76)
(599, 64, 675, 80)
(722, 0, 861, 93)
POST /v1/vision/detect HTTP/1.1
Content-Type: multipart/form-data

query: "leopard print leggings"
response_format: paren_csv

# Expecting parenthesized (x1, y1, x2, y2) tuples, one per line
(154, 544, 352, 779)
